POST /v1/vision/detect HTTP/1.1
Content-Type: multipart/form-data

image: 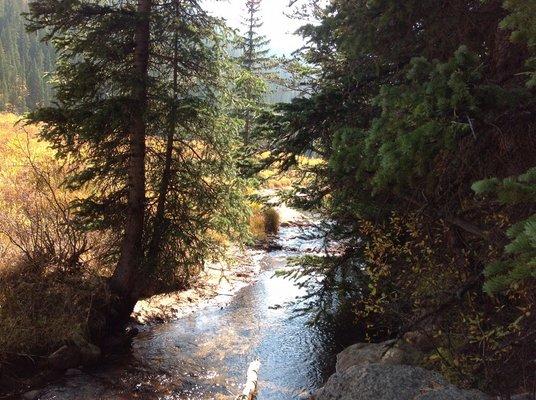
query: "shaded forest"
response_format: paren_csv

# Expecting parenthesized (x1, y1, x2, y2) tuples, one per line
(0, 0, 55, 112)
(263, 0, 536, 395)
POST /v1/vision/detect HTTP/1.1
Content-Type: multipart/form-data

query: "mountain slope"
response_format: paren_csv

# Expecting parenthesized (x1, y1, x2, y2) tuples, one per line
(0, 0, 55, 112)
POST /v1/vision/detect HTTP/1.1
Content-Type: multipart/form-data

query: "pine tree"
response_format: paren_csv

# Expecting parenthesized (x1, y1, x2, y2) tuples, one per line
(26, 0, 249, 333)
(239, 0, 271, 145)
(241, 0, 270, 74)
(141, 0, 249, 294)
(266, 0, 532, 219)
(473, 168, 536, 293)
(26, 0, 151, 330)
(0, 0, 55, 112)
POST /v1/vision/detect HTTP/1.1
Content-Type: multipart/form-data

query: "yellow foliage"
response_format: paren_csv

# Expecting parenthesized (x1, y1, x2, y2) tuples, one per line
(357, 211, 535, 391)
(0, 114, 111, 363)
(249, 203, 268, 240)
(0, 114, 94, 268)
(256, 152, 324, 190)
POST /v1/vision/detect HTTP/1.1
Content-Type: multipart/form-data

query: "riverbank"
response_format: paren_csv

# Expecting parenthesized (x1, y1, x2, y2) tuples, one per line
(132, 247, 264, 324)
(2, 201, 317, 399)
(1, 251, 267, 399)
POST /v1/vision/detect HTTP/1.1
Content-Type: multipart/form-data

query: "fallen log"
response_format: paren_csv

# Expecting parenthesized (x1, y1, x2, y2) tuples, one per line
(236, 359, 261, 400)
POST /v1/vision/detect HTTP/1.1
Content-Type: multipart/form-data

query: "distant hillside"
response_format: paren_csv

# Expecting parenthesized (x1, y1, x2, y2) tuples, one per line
(0, 0, 55, 112)
(0, 0, 295, 112)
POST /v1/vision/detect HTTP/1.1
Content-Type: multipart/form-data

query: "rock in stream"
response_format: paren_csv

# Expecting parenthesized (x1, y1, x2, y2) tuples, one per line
(315, 340, 490, 400)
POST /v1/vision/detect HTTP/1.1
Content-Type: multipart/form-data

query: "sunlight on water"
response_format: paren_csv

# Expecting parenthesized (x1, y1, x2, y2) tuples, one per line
(40, 222, 360, 400)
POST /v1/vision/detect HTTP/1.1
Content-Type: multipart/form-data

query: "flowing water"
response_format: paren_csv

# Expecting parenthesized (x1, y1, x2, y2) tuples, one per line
(40, 222, 361, 400)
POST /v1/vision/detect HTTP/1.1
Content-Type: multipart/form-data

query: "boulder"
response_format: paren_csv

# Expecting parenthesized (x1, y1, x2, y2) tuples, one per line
(47, 345, 81, 371)
(336, 340, 422, 373)
(22, 390, 41, 400)
(315, 363, 490, 400)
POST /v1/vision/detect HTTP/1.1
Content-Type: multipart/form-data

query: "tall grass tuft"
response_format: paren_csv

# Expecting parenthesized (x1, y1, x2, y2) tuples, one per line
(249, 204, 280, 240)
(263, 208, 280, 235)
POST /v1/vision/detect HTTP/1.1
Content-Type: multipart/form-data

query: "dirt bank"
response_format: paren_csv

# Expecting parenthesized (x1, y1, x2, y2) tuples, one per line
(133, 247, 265, 324)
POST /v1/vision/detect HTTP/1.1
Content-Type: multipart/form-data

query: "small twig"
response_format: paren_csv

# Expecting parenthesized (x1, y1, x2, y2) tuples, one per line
(466, 114, 477, 139)
(381, 275, 481, 357)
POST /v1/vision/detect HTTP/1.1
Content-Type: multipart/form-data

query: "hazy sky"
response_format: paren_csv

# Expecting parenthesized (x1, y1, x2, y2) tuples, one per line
(202, 0, 306, 55)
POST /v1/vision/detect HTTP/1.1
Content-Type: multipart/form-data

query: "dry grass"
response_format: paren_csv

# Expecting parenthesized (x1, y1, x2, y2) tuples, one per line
(0, 264, 107, 362)
(256, 152, 325, 190)
(250, 152, 319, 238)
(0, 113, 49, 267)
(263, 208, 280, 234)
(249, 203, 268, 240)
(0, 113, 109, 367)
(249, 204, 280, 240)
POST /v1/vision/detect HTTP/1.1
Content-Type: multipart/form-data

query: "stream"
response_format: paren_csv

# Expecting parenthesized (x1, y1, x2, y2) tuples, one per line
(39, 221, 361, 400)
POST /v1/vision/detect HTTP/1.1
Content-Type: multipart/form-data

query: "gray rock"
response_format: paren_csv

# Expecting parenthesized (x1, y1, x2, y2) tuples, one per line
(336, 342, 389, 371)
(22, 390, 41, 400)
(512, 395, 536, 400)
(48, 345, 81, 371)
(336, 340, 422, 372)
(316, 363, 490, 400)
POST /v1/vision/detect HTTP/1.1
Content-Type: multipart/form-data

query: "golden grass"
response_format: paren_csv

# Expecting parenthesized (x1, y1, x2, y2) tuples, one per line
(0, 114, 108, 364)
(249, 203, 280, 240)
(256, 151, 324, 190)
(0, 113, 44, 170)
(0, 265, 107, 361)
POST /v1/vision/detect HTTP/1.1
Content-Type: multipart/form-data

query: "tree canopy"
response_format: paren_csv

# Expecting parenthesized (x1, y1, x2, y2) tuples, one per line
(263, 0, 536, 393)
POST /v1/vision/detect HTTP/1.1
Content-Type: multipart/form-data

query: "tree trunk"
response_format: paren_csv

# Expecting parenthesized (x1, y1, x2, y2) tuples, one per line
(109, 0, 152, 328)
(142, 17, 179, 296)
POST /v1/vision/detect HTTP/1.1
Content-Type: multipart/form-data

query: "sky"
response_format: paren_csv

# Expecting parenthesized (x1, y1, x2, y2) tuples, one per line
(202, 0, 307, 56)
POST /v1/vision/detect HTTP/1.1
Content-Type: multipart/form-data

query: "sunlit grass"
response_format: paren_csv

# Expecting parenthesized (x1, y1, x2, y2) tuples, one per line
(256, 151, 324, 190)
(249, 203, 280, 241)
